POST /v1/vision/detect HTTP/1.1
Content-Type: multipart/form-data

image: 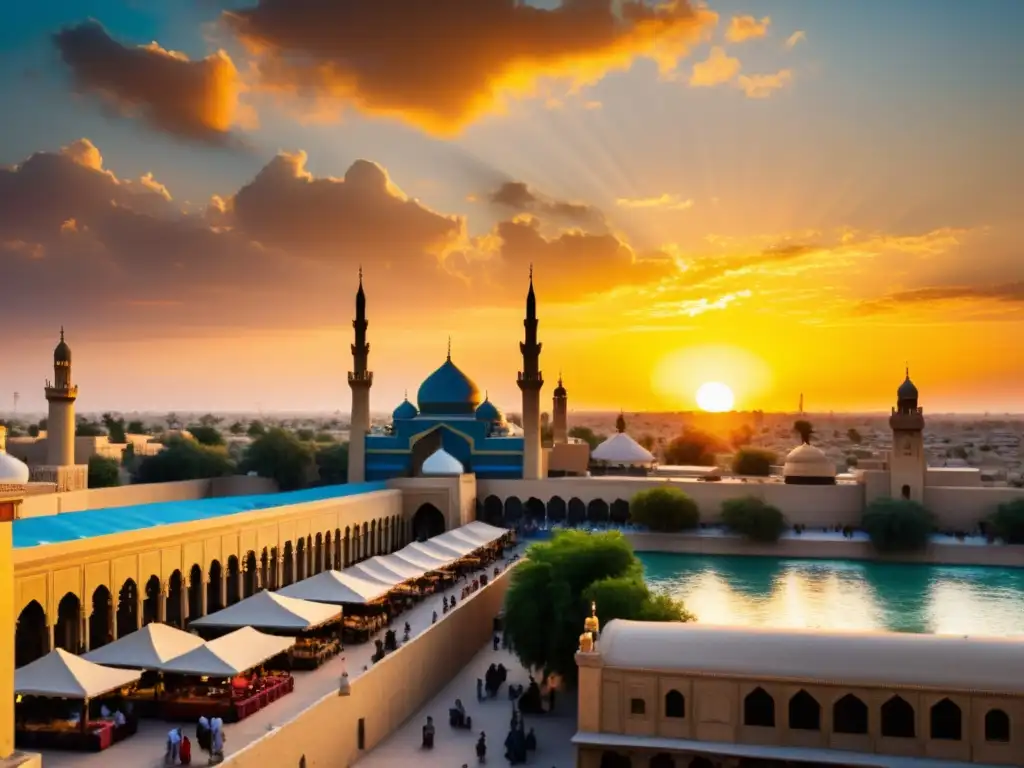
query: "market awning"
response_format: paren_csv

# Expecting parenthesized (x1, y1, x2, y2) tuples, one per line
(346, 561, 405, 586)
(462, 521, 509, 543)
(157, 627, 295, 677)
(408, 540, 465, 562)
(83, 623, 205, 670)
(369, 554, 428, 581)
(391, 544, 453, 571)
(429, 531, 482, 555)
(16, 649, 141, 699)
(278, 569, 391, 604)
(189, 590, 341, 632)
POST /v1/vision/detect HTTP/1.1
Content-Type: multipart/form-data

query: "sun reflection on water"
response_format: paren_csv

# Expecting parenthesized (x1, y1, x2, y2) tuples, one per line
(640, 554, 1024, 636)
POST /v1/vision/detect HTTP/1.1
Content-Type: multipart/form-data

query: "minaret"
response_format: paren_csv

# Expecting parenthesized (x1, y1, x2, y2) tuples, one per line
(889, 366, 925, 502)
(347, 269, 373, 484)
(552, 372, 568, 444)
(517, 266, 544, 479)
(45, 327, 78, 468)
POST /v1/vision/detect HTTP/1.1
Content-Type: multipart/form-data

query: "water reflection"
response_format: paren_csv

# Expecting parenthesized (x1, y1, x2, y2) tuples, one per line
(639, 553, 1024, 635)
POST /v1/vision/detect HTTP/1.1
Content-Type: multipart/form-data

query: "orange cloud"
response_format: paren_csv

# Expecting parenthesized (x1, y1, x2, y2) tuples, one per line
(689, 46, 742, 87)
(738, 69, 792, 98)
(854, 283, 1024, 316)
(725, 15, 771, 43)
(53, 21, 246, 142)
(785, 31, 807, 49)
(223, 0, 718, 135)
(487, 182, 604, 228)
(617, 194, 694, 211)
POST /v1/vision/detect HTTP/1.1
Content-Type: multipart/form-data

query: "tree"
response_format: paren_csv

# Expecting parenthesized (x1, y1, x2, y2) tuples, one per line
(729, 424, 755, 449)
(126, 420, 146, 435)
(241, 428, 315, 491)
(731, 448, 776, 477)
(847, 428, 862, 444)
(315, 442, 349, 485)
(198, 413, 222, 427)
(165, 413, 181, 430)
(503, 530, 693, 682)
(861, 498, 935, 553)
(989, 499, 1024, 544)
(188, 424, 225, 447)
(75, 420, 104, 437)
(27, 424, 39, 438)
(629, 487, 700, 532)
(246, 420, 267, 438)
(793, 420, 814, 444)
(663, 428, 721, 466)
(87, 455, 121, 488)
(134, 436, 235, 484)
(101, 413, 127, 443)
(295, 428, 316, 442)
(637, 433, 656, 451)
(228, 421, 245, 435)
(568, 426, 603, 451)
(721, 496, 786, 543)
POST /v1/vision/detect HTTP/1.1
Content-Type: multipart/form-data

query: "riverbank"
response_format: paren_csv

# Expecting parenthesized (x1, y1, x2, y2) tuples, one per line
(624, 530, 1024, 567)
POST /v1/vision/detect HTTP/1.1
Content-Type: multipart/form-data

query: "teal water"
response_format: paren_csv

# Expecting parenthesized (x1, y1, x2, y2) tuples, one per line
(639, 553, 1024, 635)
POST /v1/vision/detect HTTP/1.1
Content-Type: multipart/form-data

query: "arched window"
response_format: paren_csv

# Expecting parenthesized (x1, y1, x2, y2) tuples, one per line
(929, 699, 961, 741)
(833, 694, 868, 735)
(630, 698, 646, 716)
(743, 687, 775, 728)
(881, 695, 915, 739)
(664, 689, 685, 719)
(984, 709, 1010, 743)
(788, 689, 820, 731)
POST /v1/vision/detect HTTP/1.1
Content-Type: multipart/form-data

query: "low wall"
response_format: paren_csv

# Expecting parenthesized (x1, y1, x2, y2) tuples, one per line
(925, 485, 1024, 530)
(226, 566, 513, 767)
(625, 532, 1024, 568)
(17, 475, 277, 518)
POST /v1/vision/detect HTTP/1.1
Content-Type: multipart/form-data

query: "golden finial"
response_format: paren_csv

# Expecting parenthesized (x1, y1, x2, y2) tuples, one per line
(529, 263, 533, 281)
(584, 601, 600, 636)
(447, 336, 452, 361)
(60, 326, 65, 342)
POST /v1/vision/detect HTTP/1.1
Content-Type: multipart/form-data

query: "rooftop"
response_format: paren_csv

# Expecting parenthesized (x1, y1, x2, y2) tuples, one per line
(12, 482, 387, 549)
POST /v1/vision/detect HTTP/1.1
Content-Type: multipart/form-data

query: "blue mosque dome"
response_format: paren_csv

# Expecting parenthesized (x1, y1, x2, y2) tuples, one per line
(392, 394, 419, 421)
(417, 352, 482, 416)
(475, 394, 503, 423)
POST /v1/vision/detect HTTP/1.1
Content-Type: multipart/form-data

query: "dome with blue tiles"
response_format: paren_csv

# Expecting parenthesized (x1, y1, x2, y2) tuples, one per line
(475, 394, 504, 423)
(417, 347, 482, 416)
(392, 394, 418, 421)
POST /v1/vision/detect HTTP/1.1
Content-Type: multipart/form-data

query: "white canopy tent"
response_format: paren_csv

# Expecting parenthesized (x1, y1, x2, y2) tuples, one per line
(444, 527, 495, 548)
(278, 569, 391, 605)
(189, 590, 341, 632)
(389, 546, 451, 572)
(16, 649, 141, 699)
(369, 554, 429, 581)
(462, 521, 509, 541)
(408, 539, 465, 561)
(157, 627, 295, 677)
(346, 560, 407, 585)
(429, 531, 481, 556)
(592, 432, 655, 465)
(83, 623, 205, 670)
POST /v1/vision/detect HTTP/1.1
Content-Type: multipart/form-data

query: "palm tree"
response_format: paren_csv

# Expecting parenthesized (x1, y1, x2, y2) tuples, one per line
(793, 420, 814, 444)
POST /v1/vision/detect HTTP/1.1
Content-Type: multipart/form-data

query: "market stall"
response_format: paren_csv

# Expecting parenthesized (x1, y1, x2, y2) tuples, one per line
(155, 627, 296, 722)
(83, 623, 205, 669)
(278, 570, 391, 644)
(15, 649, 141, 752)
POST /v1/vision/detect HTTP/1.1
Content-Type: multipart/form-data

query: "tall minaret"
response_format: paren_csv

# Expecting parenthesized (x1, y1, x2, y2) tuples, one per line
(517, 267, 544, 479)
(45, 327, 77, 467)
(889, 366, 925, 502)
(347, 269, 372, 484)
(552, 372, 568, 444)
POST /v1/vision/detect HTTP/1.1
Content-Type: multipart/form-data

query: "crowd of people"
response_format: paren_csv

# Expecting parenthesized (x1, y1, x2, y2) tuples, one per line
(166, 715, 225, 765)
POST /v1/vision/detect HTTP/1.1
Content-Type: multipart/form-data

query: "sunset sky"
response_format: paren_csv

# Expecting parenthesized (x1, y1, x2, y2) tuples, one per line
(1, 0, 1022, 415)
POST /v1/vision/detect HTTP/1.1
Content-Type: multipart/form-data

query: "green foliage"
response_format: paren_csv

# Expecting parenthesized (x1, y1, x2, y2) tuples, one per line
(503, 530, 693, 682)
(314, 432, 335, 443)
(27, 424, 39, 438)
(87, 455, 121, 488)
(629, 487, 700, 532)
(228, 421, 246, 435)
(793, 420, 814, 444)
(126, 420, 146, 435)
(246, 420, 267, 438)
(134, 436, 234, 484)
(295, 428, 316, 442)
(75, 420, 104, 437)
(720, 496, 786, 543)
(101, 413, 127, 443)
(198, 413, 222, 427)
(861, 498, 935, 553)
(568, 426, 602, 450)
(847, 428, 862, 444)
(241, 428, 315, 491)
(663, 428, 721, 466)
(315, 442, 349, 485)
(731, 448, 776, 477)
(989, 499, 1024, 544)
(188, 424, 225, 446)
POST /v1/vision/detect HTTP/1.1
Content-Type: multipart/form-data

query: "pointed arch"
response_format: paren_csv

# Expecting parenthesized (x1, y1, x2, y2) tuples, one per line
(664, 689, 685, 719)
(984, 709, 1010, 743)
(413, 503, 446, 541)
(610, 499, 631, 524)
(207, 560, 223, 613)
(226, 555, 241, 605)
(188, 565, 204, 622)
(567, 497, 586, 525)
(89, 585, 113, 650)
(15, 600, 48, 667)
(930, 698, 961, 741)
(743, 686, 775, 728)
(142, 575, 162, 626)
(116, 579, 139, 638)
(788, 689, 820, 731)
(244, 551, 258, 596)
(55, 592, 82, 653)
(260, 547, 270, 590)
(342, 527, 350, 568)
(482, 495, 504, 526)
(334, 528, 343, 568)
(833, 693, 868, 735)
(369, 520, 376, 558)
(587, 499, 609, 523)
(283, 542, 294, 586)
(296, 539, 307, 582)
(324, 532, 333, 573)
(881, 695, 915, 738)
(524, 497, 545, 523)
(503, 496, 523, 525)
(165, 570, 184, 628)
(547, 496, 567, 524)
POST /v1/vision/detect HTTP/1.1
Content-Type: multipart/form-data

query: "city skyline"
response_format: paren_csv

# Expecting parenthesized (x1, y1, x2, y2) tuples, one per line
(2, 0, 1022, 413)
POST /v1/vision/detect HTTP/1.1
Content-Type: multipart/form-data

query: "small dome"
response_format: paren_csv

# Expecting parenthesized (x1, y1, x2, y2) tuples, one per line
(0, 428, 30, 486)
(421, 448, 464, 476)
(783, 443, 836, 480)
(898, 373, 918, 400)
(393, 396, 418, 421)
(475, 396, 503, 423)
(54, 327, 71, 364)
(592, 433, 655, 465)
(417, 357, 482, 416)
(553, 374, 567, 398)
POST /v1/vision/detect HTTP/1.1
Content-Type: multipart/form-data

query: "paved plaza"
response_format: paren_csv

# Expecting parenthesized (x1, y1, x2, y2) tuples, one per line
(36, 548, 524, 767)
(356, 640, 578, 768)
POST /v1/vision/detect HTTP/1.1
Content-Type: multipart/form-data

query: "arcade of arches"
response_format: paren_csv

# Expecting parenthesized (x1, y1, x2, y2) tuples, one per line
(477, 494, 630, 528)
(15, 509, 408, 668)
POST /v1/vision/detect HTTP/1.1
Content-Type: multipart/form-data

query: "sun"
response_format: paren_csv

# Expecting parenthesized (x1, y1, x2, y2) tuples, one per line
(696, 381, 735, 412)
